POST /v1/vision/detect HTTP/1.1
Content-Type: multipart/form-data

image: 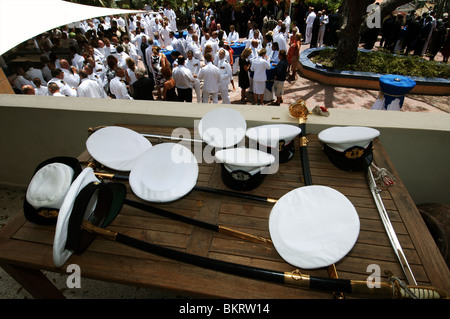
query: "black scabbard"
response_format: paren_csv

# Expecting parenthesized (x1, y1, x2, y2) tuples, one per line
(299, 122, 313, 186)
(124, 198, 218, 232)
(115, 231, 286, 284)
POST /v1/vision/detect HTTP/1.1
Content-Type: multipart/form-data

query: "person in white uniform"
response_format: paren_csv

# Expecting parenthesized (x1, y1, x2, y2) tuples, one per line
(216, 49, 233, 104)
(77, 69, 107, 98)
(48, 68, 77, 97)
(198, 53, 220, 104)
(305, 7, 316, 44)
(59, 59, 80, 89)
(227, 25, 239, 44)
(250, 49, 271, 105)
(109, 67, 132, 99)
(186, 50, 202, 103)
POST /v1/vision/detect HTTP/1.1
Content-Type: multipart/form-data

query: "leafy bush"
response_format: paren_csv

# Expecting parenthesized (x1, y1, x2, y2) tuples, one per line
(310, 48, 450, 79)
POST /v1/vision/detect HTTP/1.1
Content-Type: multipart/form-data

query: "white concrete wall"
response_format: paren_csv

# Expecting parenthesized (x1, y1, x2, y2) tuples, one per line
(1, 94, 449, 205)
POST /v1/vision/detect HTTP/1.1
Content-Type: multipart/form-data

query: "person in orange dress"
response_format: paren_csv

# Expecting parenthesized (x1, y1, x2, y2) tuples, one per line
(287, 33, 301, 81)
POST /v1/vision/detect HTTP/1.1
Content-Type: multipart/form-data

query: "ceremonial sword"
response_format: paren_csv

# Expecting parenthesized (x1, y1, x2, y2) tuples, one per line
(367, 167, 417, 285)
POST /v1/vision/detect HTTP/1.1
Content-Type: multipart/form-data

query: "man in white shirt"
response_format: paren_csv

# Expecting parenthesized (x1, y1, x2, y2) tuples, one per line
(166, 5, 177, 32)
(170, 31, 185, 56)
(78, 69, 107, 98)
(249, 39, 261, 61)
(216, 24, 228, 42)
(216, 49, 232, 105)
(250, 49, 271, 105)
(84, 63, 105, 89)
(305, 7, 317, 44)
(109, 67, 132, 99)
(122, 35, 140, 64)
(115, 45, 131, 70)
(198, 53, 220, 103)
(159, 22, 172, 48)
(190, 17, 200, 37)
(318, 10, 329, 47)
(186, 50, 202, 103)
(283, 12, 291, 33)
(245, 29, 262, 50)
(172, 56, 195, 102)
(32, 78, 48, 96)
(273, 24, 288, 52)
(59, 59, 80, 89)
(70, 47, 85, 71)
(48, 82, 66, 97)
(48, 68, 77, 97)
(228, 25, 239, 43)
(188, 34, 203, 61)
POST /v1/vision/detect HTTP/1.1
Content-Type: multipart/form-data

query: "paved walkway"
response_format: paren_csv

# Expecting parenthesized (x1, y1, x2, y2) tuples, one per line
(225, 44, 449, 113)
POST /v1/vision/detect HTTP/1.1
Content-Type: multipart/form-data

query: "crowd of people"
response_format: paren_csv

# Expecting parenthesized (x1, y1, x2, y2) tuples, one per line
(362, 9, 450, 62)
(4, 1, 450, 105)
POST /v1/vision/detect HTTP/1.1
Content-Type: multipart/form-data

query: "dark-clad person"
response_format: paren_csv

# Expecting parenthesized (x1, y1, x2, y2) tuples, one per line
(132, 67, 155, 100)
(238, 48, 252, 102)
(272, 50, 288, 106)
(161, 66, 177, 101)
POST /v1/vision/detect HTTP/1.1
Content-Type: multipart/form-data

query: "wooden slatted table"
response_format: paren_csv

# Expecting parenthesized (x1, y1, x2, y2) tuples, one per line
(0, 124, 449, 299)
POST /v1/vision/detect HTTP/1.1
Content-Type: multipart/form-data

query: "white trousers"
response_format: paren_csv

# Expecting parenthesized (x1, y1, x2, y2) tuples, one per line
(305, 26, 313, 43)
(219, 84, 230, 104)
(193, 78, 201, 103)
(202, 89, 218, 103)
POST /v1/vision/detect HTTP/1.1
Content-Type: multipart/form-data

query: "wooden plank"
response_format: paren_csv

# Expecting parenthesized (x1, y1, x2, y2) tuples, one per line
(1, 126, 449, 299)
(372, 139, 450, 291)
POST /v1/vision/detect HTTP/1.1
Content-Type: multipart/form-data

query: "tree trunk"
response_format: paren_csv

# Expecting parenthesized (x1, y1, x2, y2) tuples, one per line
(335, 0, 414, 67)
(336, 0, 374, 67)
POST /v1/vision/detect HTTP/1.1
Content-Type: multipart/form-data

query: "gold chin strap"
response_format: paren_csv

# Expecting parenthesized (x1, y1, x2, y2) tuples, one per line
(37, 209, 58, 219)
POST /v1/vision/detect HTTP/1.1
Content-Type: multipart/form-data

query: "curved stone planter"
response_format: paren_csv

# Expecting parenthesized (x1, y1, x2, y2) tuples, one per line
(299, 47, 450, 95)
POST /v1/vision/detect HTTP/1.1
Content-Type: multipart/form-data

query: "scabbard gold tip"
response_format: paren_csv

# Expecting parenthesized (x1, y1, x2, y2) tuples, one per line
(94, 172, 115, 179)
(267, 198, 278, 203)
(82, 221, 117, 241)
(219, 226, 272, 246)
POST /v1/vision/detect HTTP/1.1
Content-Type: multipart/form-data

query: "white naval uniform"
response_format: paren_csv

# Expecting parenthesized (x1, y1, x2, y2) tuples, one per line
(186, 57, 202, 103)
(48, 78, 77, 97)
(71, 54, 85, 71)
(61, 69, 80, 89)
(216, 58, 232, 105)
(78, 78, 107, 98)
(35, 86, 48, 96)
(109, 76, 132, 99)
(198, 62, 220, 104)
(228, 31, 239, 43)
(250, 56, 271, 95)
(187, 41, 203, 61)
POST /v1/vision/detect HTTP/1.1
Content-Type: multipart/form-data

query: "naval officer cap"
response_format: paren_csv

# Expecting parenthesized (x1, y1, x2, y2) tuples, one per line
(86, 126, 152, 172)
(53, 167, 126, 267)
(24, 157, 82, 225)
(246, 124, 301, 163)
(318, 126, 380, 171)
(198, 107, 247, 149)
(269, 185, 360, 269)
(215, 148, 275, 191)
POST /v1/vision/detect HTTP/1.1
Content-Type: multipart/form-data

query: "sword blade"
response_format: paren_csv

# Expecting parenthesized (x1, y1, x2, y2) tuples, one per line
(367, 168, 417, 285)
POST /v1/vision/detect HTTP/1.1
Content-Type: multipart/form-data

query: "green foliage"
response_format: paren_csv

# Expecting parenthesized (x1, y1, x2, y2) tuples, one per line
(310, 48, 450, 79)
(305, 0, 343, 11)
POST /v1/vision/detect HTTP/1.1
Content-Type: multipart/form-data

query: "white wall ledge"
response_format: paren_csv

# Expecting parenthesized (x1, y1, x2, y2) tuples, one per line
(1, 95, 449, 205)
